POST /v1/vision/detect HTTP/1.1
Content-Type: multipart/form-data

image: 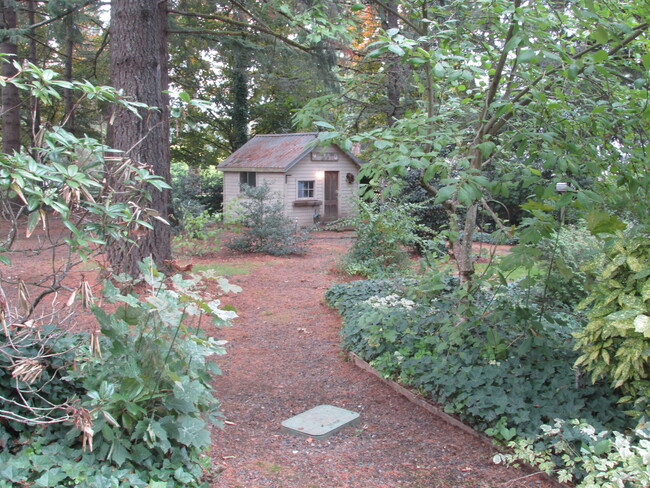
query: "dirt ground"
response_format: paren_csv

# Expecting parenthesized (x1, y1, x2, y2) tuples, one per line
(190, 232, 555, 488)
(2, 221, 556, 488)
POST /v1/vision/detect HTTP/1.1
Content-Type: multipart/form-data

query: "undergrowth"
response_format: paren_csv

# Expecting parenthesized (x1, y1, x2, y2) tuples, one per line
(326, 276, 640, 485)
(0, 260, 238, 487)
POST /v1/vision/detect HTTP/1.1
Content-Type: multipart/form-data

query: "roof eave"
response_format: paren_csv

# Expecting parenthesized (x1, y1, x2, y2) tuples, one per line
(218, 167, 286, 173)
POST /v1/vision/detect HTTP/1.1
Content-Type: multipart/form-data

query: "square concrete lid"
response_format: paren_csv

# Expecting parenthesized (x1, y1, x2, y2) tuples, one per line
(281, 405, 360, 439)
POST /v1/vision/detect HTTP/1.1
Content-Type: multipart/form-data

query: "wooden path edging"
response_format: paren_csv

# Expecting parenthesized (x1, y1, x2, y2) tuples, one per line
(348, 352, 569, 488)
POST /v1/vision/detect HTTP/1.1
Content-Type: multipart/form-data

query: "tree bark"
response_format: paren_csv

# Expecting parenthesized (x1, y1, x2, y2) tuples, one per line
(63, 14, 75, 132)
(27, 0, 40, 143)
(230, 40, 249, 150)
(108, 0, 171, 276)
(1, 0, 20, 155)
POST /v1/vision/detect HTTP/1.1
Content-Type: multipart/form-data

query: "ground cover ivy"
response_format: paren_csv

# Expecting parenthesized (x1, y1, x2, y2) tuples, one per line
(327, 276, 637, 483)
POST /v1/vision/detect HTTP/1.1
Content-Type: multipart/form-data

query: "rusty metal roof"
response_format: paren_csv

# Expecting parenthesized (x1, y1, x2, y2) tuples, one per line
(217, 133, 361, 172)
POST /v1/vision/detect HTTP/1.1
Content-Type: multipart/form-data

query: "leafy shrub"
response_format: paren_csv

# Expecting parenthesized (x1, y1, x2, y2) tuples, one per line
(225, 182, 310, 256)
(0, 57, 232, 488)
(181, 210, 219, 240)
(171, 162, 224, 224)
(575, 231, 650, 417)
(172, 209, 223, 257)
(401, 169, 450, 233)
(0, 261, 236, 487)
(535, 222, 603, 307)
(494, 419, 650, 487)
(339, 198, 425, 277)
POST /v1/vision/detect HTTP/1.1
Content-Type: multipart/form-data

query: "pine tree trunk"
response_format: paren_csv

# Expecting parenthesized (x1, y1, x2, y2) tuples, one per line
(1, 0, 20, 155)
(230, 41, 249, 150)
(28, 0, 41, 142)
(63, 15, 75, 132)
(107, 0, 171, 276)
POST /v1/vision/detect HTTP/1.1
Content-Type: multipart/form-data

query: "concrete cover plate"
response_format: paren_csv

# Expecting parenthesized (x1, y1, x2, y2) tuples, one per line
(281, 405, 360, 439)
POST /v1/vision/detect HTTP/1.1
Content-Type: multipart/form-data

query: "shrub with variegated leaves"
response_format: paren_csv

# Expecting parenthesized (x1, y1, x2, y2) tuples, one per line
(575, 232, 650, 417)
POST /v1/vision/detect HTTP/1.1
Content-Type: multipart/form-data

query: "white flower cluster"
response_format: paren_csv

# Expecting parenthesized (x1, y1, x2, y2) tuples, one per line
(365, 294, 415, 310)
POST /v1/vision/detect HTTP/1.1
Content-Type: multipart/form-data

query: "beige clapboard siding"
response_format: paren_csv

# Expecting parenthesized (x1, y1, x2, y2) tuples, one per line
(222, 172, 284, 223)
(284, 146, 360, 227)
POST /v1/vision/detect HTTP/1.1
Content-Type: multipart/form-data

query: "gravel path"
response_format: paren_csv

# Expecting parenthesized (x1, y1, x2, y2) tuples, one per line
(208, 233, 553, 488)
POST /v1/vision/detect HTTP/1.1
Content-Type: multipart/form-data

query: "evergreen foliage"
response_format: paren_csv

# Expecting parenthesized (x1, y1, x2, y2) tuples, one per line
(225, 182, 310, 256)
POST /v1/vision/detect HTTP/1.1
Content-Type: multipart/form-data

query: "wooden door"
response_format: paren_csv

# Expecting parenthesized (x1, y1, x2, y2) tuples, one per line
(324, 171, 339, 221)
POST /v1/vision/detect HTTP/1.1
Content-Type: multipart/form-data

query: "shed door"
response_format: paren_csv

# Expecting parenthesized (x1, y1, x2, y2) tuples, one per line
(324, 171, 339, 221)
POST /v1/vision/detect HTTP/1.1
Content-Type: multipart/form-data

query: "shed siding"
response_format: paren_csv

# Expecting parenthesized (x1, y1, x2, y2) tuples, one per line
(222, 172, 285, 222)
(284, 146, 360, 227)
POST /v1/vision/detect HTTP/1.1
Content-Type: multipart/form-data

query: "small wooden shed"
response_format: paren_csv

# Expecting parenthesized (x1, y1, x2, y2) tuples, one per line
(218, 133, 362, 227)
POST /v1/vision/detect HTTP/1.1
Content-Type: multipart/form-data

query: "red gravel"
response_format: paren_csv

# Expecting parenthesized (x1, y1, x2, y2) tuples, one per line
(198, 232, 555, 488)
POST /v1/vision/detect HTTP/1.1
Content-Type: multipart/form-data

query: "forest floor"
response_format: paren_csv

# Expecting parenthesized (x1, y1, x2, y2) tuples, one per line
(3, 220, 554, 488)
(178, 231, 556, 488)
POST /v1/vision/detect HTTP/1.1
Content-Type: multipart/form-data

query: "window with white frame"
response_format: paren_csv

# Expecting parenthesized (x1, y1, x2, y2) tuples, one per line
(297, 180, 315, 198)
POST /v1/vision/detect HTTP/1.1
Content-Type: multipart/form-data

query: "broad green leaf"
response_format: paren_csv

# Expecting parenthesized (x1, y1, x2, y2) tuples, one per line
(433, 62, 446, 78)
(625, 255, 644, 273)
(593, 439, 611, 455)
(434, 185, 456, 204)
(642, 280, 650, 301)
(109, 441, 129, 466)
(642, 53, 650, 70)
(517, 49, 537, 63)
(605, 309, 638, 321)
(217, 277, 242, 294)
(504, 35, 522, 52)
(26, 210, 42, 238)
(591, 25, 609, 44)
(313, 120, 335, 129)
(593, 50, 608, 63)
(175, 416, 210, 448)
(35, 469, 66, 487)
(374, 139, 393, 149)
(174, 467, 196, 484)
(387, 44, 405, 56)
(477, 141, 496, 158)
(585, 211, 626, 235)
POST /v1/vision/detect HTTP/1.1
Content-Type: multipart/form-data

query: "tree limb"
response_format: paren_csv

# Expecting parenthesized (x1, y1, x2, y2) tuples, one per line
(168, 9, 312, 53)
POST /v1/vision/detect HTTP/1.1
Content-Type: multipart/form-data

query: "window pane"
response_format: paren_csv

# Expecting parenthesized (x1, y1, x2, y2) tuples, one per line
(297, 180, 314, 198)
(240, 172, 256, 189)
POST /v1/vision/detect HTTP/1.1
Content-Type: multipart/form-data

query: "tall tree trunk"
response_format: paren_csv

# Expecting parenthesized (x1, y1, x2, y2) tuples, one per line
(1, 0, 20, 155)
(108, 0, 171, 276)
(230, 41, 249, 150)
(63, 14, 75, 132)
(27, 0, 40, 143)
